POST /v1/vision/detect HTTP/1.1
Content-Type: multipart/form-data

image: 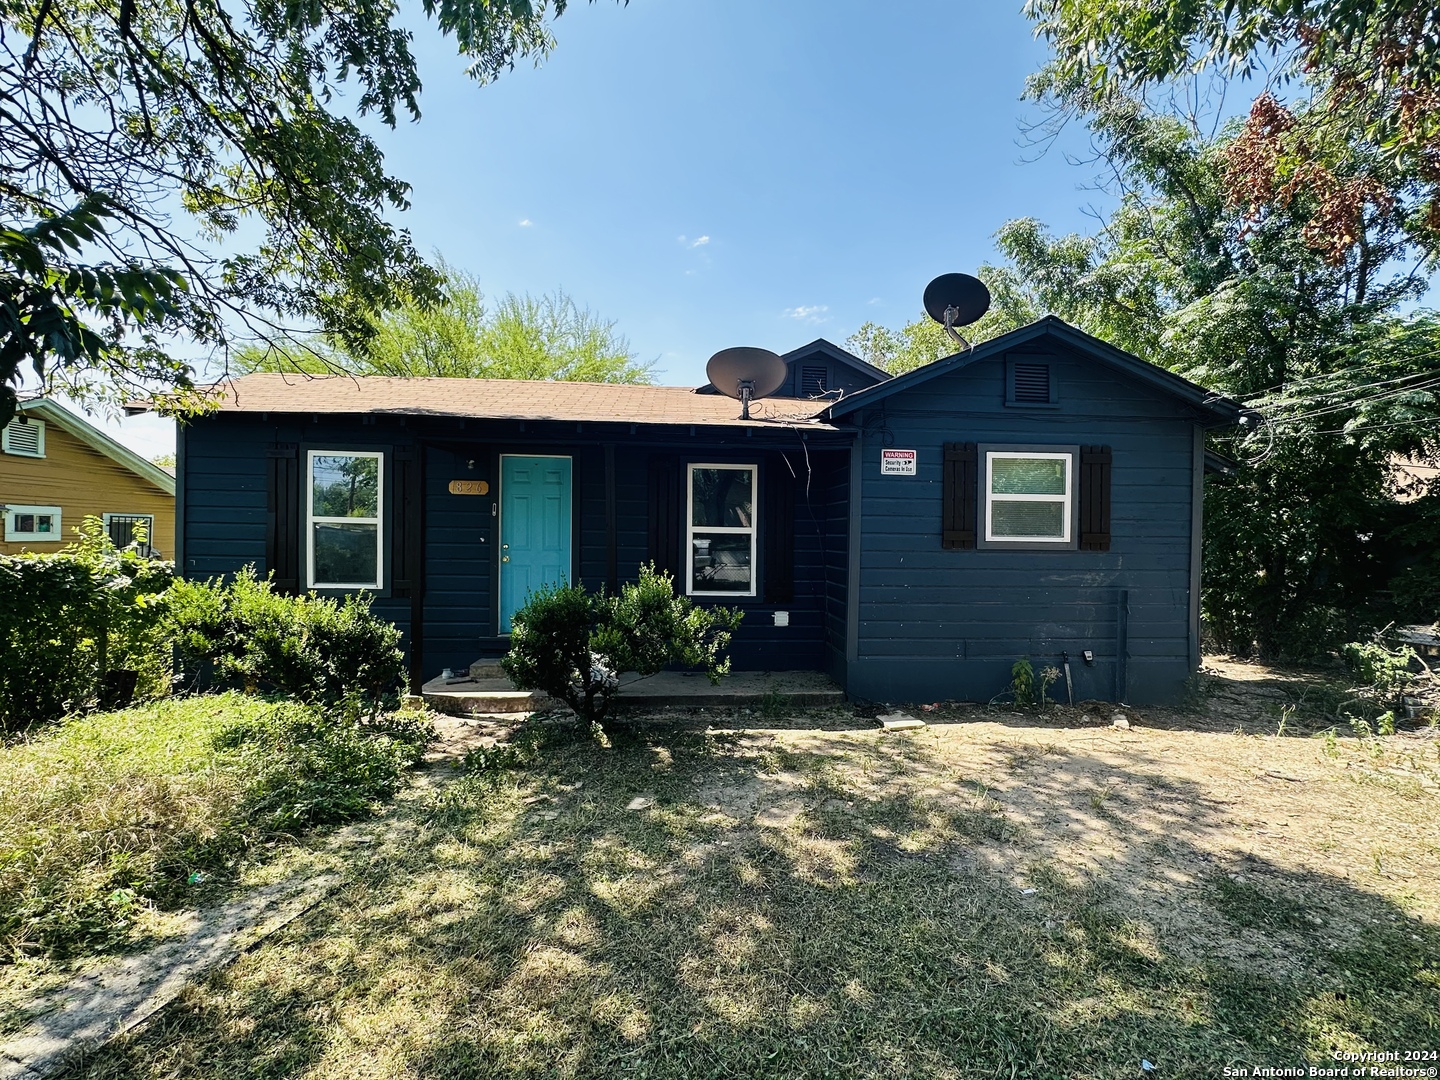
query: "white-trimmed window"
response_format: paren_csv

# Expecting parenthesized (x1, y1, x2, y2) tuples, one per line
(687, 464, 757, 597)
(307, 450, 383, 588)
(5, 505, 61, 542)
(1, 418, 44, 457)
(985, 451, 1073, 543)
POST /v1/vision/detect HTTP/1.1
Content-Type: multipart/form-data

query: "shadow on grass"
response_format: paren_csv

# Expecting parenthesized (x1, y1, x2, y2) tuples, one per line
(62, 722, 1440, 1080)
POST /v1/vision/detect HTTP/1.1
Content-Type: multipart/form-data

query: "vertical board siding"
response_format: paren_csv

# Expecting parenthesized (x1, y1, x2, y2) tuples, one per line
(422, 442, 490, 677)
(850, 346, 1201, 705)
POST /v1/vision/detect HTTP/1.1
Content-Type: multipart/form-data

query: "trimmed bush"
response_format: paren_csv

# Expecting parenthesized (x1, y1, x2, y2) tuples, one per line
(167, 567, 406, 710)
(502, 563, 742, 726)
(0, 518, 173, 729)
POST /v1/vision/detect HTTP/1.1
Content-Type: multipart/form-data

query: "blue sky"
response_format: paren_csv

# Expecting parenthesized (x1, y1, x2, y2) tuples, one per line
(110, 0, 1115, 456)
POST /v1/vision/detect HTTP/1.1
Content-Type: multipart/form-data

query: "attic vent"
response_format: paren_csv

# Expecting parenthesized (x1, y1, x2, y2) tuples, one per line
(800, 365, 828, 396)
(1, 418, 44, 457)
(1011, 363, 1052, 404)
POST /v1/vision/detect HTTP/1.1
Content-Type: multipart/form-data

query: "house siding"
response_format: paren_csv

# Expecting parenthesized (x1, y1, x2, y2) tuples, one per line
(182, 413, 848, 681)
(1, 421, 175, 556)
(845, 345, 1202, 706)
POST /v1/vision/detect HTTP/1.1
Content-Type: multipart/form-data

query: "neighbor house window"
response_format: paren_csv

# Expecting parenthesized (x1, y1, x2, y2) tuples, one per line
(5, 505, 61, 542)
(103, 513, 157, 555)
(1, 418, 44, 457)
(307, 451, 383, 588)
(984, 451, 1073, 544)
(687, 464, 757, 597)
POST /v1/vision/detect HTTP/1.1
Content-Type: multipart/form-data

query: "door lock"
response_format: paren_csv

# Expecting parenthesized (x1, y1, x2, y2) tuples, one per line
(501, 555, 510, 563)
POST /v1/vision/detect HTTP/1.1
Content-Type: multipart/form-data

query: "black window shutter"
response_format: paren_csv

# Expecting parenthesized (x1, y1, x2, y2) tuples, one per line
(942, 442, 977, 550)
(647, 456, 682, 583)
(764, 454, 796, 603)
(1080, 445, 1113, 551)
(266, 443, 300, 593)
(392, 446, 421, 597)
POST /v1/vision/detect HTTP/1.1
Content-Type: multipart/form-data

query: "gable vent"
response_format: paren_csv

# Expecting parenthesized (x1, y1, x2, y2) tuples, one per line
(1012, 363, 1051, 404)
(800, 365, 828, 396)
(2, 419, 43, 457)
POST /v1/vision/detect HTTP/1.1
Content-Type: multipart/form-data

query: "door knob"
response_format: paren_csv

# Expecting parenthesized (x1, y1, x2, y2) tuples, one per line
(502, 555, 510, 562)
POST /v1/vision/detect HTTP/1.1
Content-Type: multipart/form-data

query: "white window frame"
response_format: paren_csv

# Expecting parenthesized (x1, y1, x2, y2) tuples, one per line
(102, 512, 157, 554)
(5, 504, 62, 542)
(306, 450, 384, 589)
(984, 450, 1074, 544)
(686, 462, 758, 598)
(1, 418, 45, 457)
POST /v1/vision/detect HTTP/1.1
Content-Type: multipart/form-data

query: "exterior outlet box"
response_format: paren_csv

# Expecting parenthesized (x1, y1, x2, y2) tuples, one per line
(773, 611, 790, 627)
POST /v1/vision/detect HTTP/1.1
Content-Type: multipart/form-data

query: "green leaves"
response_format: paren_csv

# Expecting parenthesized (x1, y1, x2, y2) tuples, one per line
(4, 0, 623, 417)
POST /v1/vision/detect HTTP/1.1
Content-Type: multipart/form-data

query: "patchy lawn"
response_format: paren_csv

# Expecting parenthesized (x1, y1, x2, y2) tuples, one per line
(53, 662, 1440, 1078)
(0, 693, 430, 972)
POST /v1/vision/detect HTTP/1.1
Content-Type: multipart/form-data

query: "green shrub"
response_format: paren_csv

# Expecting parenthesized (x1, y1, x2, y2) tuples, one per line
(502, 563, 742, 727)
(0, 518, 173, 729)
(168, 567, 406, 711)
(0, 693, 431, 959)
(1341, 641, 1417, 699)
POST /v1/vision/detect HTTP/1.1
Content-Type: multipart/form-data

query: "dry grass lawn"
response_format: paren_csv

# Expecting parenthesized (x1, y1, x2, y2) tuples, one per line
(54, 660, 1440, 1079)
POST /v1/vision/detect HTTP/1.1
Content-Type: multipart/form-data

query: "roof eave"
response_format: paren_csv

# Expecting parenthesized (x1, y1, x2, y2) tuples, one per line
(18, 399, 176, 496)
(825, 316, 1244, 427)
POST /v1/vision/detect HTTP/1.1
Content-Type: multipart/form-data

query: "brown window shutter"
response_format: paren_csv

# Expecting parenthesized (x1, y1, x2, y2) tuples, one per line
(265, 443, 300, 593)
(647, 456, 682, 582)
(764, 453, 796, 603)
(942, 442, 977, 550)
(1080, 445, 1112, 551)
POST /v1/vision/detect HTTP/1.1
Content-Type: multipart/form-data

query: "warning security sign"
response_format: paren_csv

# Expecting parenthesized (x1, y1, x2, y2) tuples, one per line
(880, 449, 917, 476)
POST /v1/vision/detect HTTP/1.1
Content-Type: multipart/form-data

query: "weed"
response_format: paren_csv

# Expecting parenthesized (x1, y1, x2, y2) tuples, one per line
(0, 693, 428, 960)
(760, 686, 787, 723)
(1009, 657, 1059, 707)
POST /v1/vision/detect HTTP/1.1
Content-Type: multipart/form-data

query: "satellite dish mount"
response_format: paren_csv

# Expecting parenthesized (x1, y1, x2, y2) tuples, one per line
(923, 273, 992, 352)
(706, 347, 788, 420)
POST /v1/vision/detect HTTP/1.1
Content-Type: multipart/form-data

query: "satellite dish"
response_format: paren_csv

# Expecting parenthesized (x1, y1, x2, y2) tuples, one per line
(706, 347, 788, 419)
(923, 273, 991, 349)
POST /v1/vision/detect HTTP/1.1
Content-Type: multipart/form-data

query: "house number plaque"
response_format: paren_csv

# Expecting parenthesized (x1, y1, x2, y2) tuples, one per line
(448, 480, 490, 495)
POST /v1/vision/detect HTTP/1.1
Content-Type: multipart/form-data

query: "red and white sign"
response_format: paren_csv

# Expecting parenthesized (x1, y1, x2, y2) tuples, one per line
(880, 449, 917, 476)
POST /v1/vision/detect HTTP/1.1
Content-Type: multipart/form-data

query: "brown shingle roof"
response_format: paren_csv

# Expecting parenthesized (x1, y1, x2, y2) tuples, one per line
(208, 373, 836, 429)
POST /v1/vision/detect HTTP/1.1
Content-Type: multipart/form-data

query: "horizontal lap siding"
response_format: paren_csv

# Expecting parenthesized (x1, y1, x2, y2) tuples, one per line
(184, 416, 417, 657)
(182, 421, 269, 579)
(422, 443, 489, 676)
(852, 348, 1200, 704)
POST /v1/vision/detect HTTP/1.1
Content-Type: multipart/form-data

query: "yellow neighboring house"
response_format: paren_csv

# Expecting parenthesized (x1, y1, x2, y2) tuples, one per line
(1, 399, 175, 557)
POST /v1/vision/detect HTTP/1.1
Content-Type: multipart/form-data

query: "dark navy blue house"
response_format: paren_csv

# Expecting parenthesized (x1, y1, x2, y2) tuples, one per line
(170, 318, 1240, 705)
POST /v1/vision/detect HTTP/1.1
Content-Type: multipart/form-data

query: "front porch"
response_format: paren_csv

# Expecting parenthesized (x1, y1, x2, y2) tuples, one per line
(420, 660, 844, 717)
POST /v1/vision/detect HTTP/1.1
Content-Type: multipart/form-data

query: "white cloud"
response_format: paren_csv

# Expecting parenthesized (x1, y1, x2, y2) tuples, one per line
(783, 305, 830, 324)
(689, 235, 710, 248)
(518, 218, 533, 227)
(866, 296, 882, 305)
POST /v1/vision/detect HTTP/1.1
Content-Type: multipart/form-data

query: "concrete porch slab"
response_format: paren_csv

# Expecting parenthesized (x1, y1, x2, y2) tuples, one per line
(420, 675, 547, 716)
(611, 670, 844, 710)
(422, 669, 845, 717)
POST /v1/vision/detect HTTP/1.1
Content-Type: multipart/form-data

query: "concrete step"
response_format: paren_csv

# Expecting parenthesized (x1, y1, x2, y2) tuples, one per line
(469, 658, 507, 680)
(421, 674, 546, 716)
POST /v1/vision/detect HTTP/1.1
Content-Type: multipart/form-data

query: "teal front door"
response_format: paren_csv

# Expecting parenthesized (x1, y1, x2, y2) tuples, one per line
(499, 455, 573, 633)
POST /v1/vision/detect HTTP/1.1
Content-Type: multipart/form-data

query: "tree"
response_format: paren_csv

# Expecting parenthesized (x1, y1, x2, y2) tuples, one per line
(238, 262, 654, 384)
(1025, 0, 1440, 264)
(0, 0, 621, 426)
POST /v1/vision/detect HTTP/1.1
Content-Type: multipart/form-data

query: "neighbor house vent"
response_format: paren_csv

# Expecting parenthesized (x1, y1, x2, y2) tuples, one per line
(1010, 363, 1052, 405)
(800, 365, 828, 396)
(1, 418, 44, 457)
